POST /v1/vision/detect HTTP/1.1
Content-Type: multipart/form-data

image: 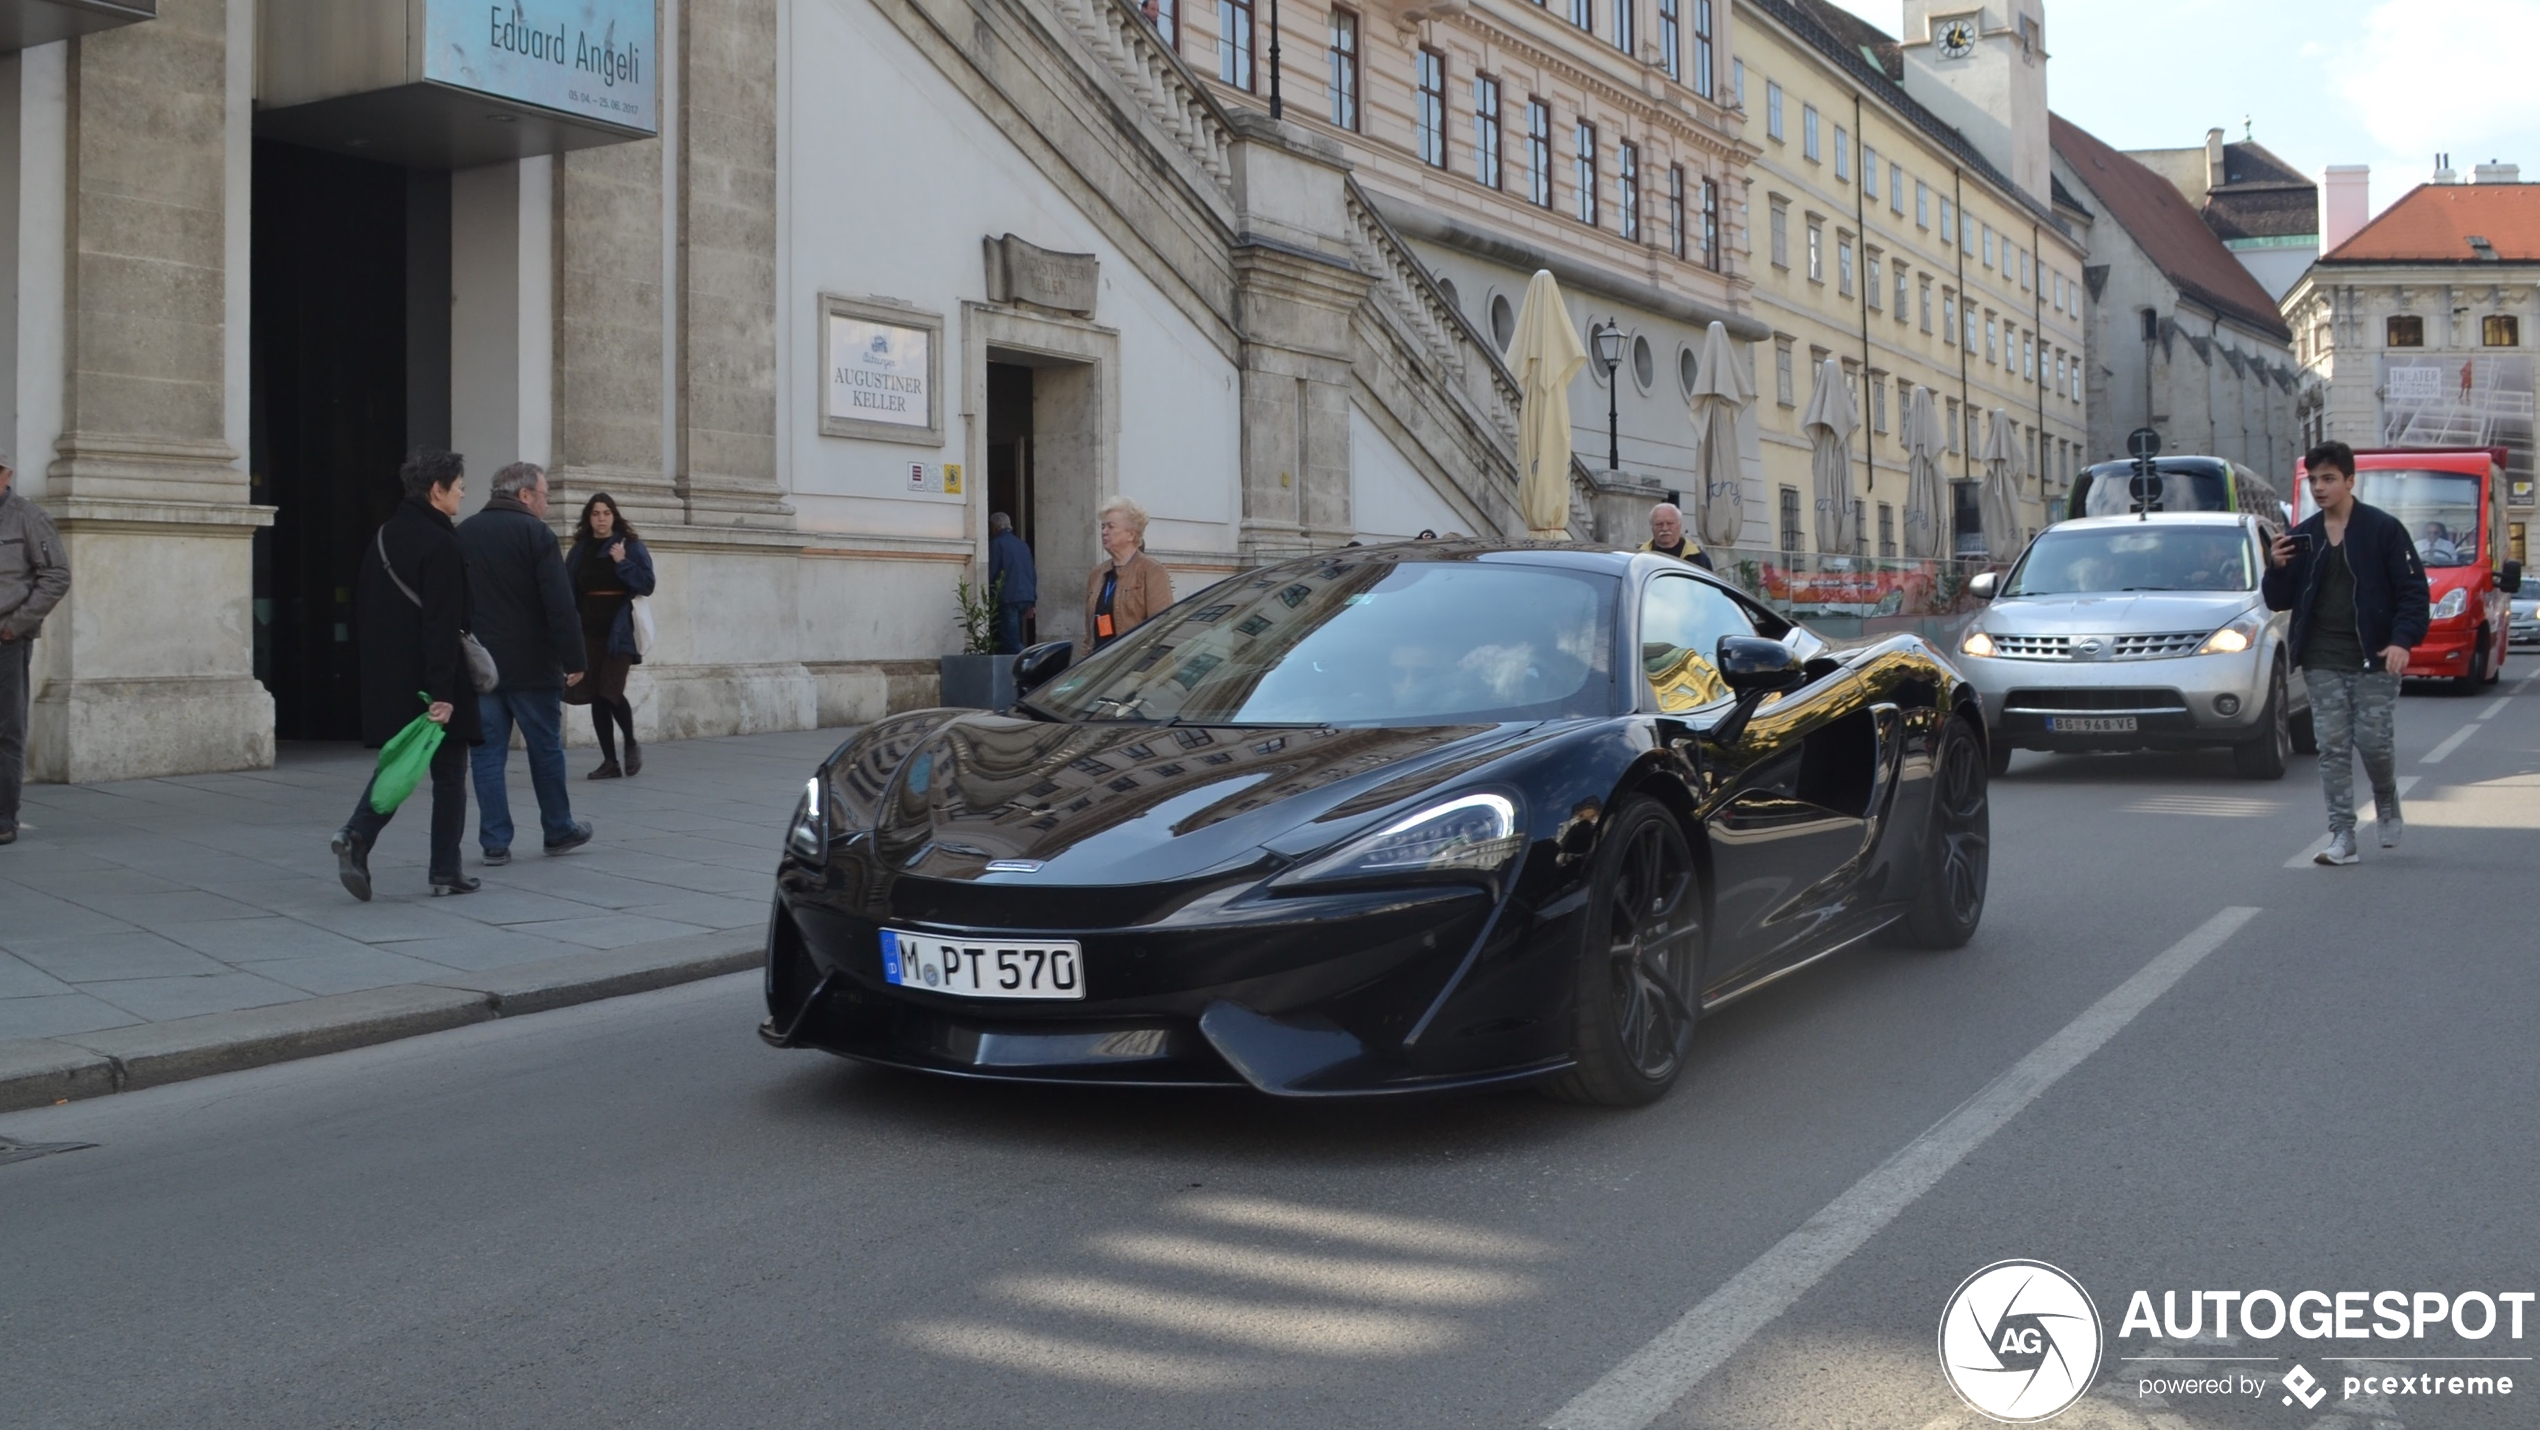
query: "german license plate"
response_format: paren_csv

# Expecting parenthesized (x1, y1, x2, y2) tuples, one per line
(2048, 715, 2138, 733)
(879, 928, 1085, 1000)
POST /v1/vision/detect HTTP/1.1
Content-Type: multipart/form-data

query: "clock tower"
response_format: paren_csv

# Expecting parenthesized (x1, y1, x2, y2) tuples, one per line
(1900, 0, 2052, 206)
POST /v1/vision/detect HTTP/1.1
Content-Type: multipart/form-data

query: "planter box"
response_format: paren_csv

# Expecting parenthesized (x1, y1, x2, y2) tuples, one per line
(937, 653, 1016, 710)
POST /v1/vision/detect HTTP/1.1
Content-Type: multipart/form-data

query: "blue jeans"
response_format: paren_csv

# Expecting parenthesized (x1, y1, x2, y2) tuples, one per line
(994, 603, 1030, 655)
(471, 688, 576, 852)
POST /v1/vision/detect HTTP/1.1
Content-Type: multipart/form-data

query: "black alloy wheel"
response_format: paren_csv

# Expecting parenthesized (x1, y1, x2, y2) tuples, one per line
(2232, 664, 2291, 780)
(1546, 797, 1703, 1107)
(1895, 715, 1989, 949)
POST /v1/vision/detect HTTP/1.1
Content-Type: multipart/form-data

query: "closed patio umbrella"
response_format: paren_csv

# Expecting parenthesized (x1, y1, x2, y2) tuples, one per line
(1800, 356, 1858, 555)
(1978, 408, 2025, 559)
(1505, 270, 1588, 538)
(1686, 320, 1753, 551)
(1901, 385, 1947, 559)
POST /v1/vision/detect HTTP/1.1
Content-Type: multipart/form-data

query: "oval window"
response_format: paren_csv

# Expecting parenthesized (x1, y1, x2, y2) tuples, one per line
(1489, 293, 1516, 350)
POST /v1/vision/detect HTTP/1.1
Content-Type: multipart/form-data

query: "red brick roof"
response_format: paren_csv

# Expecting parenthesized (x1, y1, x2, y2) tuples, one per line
(2050, 114, 2290, 340)
(2325, 182, 2540, 263)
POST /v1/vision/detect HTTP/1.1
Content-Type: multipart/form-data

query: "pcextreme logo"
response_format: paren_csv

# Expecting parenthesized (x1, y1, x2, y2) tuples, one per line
(1938, 1260, 2105, 1423)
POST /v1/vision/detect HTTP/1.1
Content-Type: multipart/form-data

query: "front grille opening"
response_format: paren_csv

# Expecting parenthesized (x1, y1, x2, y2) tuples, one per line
(2004, 687, 2187, 710)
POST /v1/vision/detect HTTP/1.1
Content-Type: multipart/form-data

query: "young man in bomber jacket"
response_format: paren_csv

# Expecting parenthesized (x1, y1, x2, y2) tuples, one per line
(2261, 441, 2431, 866)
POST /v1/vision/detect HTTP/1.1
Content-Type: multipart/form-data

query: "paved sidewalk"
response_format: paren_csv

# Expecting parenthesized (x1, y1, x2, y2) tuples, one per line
(0, 727, 845, 1045)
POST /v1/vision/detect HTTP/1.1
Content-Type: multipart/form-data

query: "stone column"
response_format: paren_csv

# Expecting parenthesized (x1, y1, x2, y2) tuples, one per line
(32, 0, 272, 782)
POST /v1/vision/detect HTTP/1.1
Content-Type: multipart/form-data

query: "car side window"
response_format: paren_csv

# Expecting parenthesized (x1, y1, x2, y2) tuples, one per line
(1640, 575, 1760, 712)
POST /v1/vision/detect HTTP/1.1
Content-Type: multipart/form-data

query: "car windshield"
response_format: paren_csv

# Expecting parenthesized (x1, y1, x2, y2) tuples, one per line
(2004, 526, 2254, 595)
(2353, 470, 2481, 568)
(1028, 558, 1618, 726)
(2076, 465, 2232, 517)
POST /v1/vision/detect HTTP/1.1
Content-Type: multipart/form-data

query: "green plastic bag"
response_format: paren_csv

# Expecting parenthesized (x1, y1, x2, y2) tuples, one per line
(369, 692, 447, 815)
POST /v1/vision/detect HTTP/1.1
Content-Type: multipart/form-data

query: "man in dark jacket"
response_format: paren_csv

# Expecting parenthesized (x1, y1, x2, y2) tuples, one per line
(458, 462, 592, 865)
(988, 512, 1037, 654)
(0, 452, 70, 846)
(333, 449, 485, 899)
(2262, 440, 2431, 866)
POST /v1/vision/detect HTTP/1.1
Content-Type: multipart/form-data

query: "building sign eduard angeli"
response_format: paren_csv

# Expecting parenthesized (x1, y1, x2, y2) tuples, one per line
(425, 1, 658, 134)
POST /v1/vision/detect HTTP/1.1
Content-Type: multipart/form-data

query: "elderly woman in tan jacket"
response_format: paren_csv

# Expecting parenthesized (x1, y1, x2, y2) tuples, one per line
(1084, 496, 1174, 650)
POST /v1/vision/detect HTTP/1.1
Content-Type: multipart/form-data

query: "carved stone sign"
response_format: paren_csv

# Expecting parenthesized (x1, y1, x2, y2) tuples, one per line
(984, 234, 1098, 317)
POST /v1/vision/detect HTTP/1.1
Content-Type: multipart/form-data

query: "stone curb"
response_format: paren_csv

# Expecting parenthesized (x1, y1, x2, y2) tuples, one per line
(0, 932, 762, 1114)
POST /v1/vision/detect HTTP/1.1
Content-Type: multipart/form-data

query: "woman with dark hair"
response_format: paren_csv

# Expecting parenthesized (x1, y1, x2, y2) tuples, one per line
(564, 493, 656, 778)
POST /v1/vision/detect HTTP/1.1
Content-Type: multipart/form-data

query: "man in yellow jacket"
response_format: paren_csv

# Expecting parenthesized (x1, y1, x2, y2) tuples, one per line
(1639, 502, 1714, 570)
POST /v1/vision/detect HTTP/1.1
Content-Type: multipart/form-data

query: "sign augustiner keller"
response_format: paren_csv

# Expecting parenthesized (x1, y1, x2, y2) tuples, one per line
(426, 0, 660, 133)
(829, 318, 932, 430)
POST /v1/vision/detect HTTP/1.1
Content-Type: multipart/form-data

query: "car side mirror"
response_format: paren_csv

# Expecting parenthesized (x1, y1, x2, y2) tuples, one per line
(1968, 571, 1999, 601)
(1705, 636, 1807, 748)
(1013, 640, 1073, 695)
(2501, 560, 2524, 595)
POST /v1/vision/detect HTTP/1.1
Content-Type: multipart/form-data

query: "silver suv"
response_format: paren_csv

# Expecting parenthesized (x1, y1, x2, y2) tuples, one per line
(1954, 513, 2308, 779)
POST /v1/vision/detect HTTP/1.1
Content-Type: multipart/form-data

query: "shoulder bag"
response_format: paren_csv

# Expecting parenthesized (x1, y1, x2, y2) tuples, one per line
(377, 528, 500, 693)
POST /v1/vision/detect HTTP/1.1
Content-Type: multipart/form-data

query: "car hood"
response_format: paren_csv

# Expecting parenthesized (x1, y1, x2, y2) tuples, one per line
(863, 715, 1566, 885)
(1984, 591, 2254, 633)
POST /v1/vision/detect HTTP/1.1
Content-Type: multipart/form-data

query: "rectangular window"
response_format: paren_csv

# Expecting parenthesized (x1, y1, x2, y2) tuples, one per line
(1879, 503, 1896, 558)
(1218, 0, 1254, 89)
(1474, 75, 1503, 189)
(1618, 141, 1642, 242)
(1669, 164, 1687, 259)
(1946, 397, 1961, 451)
(1779, 486, 1803, 552)
(1961, 211, 1975, 256)
(1984, 314, 1998, 364)
(2023, 333, 2035, 381)
(1146, 0, 1179, 50)
(2386, 314, 2423, 347)
(1806, 220, 1823, 282)
(1658, 0, 1680, 82)
(1891, 162, 1905, 213)
(2054, 272, 2066, 311)
(1865, 251, 1882, 309)
(1965, 303, 1979, 348)
(1413, 47, 1445, 163)
(1769, 200, 1789, 268)
(1916, 181, 1930, 228)
(1837, 234, 1855, 294)
(1942, 289, 1956, 344)
(1766, 81, 1784, 140)
(1575, 119, 1599, 226)
(1701, 178, 1720, 270)
(1982, 224, 1995, 268)
(1692, 0, 1714, 97)
(2073, 356, 2083, 402)
(1939, 198, 1955, 244)
(1896, 376, 1912, 444)
(1732, 57, 1744, 108)
(1329, 11, 1361, 130)
(2021, 249, 2033, 290)
(1855, 499, 1868, 556)
(1871, 371, 1889, 432)
(1614, 0, 1633, 58)
(1526, 100, 1553, 207)
(1834, 126, 1850, 181)
(1918, 275, 1933, 332)
(1803, 104, 1820, 162)
(2486, 315, 2522, 347)
(1570, 0, 1591, 31)
(1895, 262, 1910, 320)
(1862, 145, 1878, 199)
(1774, 338, 1795, 406)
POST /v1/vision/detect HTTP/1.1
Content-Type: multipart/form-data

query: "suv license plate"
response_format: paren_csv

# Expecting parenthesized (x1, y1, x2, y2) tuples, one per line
(2048, 715, 2138, 733)
(880, 929, 1086, 1000)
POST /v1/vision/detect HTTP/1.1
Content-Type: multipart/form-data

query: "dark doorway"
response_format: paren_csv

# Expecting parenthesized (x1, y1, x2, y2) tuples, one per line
(250, 142, 449, 740)
(985, 360, 1036, 646)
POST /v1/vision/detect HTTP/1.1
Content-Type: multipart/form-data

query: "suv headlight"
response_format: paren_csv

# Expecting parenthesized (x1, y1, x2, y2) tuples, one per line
(2197, 612, 2265, 655)
(2431, 587, 2468, 620)
(1279, 792, 1523, 888)
(786, 776, 828, 861)
(1960, 629, 1996, 657)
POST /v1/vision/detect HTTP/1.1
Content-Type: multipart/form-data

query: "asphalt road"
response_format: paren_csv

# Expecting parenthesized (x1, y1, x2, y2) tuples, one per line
(7, 676, 2537, 1430)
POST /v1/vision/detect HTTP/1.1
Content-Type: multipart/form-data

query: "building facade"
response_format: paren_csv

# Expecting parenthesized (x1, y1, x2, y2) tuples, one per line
(2284, 172, 2538, 559)
(2129, 128, 2320, 303)
(8, 0, 1527, 783)
(2050, 114, 2298, 477)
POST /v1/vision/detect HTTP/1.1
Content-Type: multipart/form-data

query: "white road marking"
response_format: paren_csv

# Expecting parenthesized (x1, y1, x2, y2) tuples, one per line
(2421, 722, 2483, 764)
(1542, 907, 2265, 1430)
(2284, 775, 2420, 865)
(2478, 695, 2512, 720)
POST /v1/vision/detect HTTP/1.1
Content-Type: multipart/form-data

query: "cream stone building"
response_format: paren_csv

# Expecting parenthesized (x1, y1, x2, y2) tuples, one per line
(3, 0, 1527, 783)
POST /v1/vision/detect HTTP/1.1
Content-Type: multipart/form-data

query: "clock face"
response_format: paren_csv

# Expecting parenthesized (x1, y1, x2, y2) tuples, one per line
(1939, 18, 1978, 57)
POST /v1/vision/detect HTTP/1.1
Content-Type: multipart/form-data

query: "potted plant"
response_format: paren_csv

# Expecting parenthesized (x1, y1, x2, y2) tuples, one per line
(937, 573, 1016, 709)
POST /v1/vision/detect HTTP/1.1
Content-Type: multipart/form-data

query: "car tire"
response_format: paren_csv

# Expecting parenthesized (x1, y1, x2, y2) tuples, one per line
(2232, 665, 2291, 780)
(1544, 796, 1702, 1108)
(1894, 714, 1989, 950)
(2486, 634, 2503, 685)
(2457, 632, 2490, 693)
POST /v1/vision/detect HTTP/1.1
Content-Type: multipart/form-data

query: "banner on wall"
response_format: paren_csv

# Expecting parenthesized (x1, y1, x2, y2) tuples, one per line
(2380, 354, 2535, 501)
(424, 0, 659, 134)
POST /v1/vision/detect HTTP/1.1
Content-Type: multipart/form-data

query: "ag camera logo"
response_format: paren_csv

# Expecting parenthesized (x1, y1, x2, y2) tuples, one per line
(1940, 1260, 2104, 1422)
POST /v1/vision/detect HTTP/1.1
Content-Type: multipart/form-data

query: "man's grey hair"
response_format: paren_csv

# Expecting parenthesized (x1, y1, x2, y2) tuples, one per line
(990, 511, 1013, 534)
(490, 461, 545, 500)
(1650, 502, 1683, 523)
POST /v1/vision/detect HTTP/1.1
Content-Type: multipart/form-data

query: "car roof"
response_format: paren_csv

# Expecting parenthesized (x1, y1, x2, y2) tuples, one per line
(2046, 512, 2253, 532)
(1305, 539, 1655, 576)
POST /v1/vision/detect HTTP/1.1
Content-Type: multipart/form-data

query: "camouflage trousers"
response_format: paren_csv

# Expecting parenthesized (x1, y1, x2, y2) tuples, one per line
(2302, 667, 2401, 835)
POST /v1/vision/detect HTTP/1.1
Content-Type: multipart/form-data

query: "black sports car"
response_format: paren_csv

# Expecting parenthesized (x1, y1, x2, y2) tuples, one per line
(762, 543, 1990, 1105)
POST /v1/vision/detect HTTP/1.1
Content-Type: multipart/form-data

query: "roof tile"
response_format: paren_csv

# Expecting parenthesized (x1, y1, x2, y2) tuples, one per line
(2324, 182, 2540, 263)
(2050, 113, 2291, 340)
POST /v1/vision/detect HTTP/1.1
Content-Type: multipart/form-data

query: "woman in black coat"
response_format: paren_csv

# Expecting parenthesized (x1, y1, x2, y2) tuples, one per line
(564, 492, 656, 778)
(331, 450, 486, 900)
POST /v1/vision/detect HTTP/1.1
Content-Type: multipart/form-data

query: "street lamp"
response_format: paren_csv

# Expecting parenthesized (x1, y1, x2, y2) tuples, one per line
(1593, 322, 1623, 473)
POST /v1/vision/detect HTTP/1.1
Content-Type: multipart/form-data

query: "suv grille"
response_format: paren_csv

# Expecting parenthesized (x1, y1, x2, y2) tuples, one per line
(1990, 633, 2070, 659)
(2112, 631, 2208, 658)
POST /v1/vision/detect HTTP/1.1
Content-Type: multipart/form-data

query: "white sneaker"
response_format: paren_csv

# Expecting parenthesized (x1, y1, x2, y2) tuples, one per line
(2379, 812, 2403, 849)
(2315, 830, 2360, 866)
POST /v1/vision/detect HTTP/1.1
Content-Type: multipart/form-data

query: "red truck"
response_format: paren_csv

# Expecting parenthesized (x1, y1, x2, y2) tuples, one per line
(2294, 446, 2524, 689)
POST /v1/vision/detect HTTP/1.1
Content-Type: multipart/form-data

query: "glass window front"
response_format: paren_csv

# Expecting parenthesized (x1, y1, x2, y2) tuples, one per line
(1639, 575, 1758, 712)
(2354, 470, 2484, 567)
(2005, 526, 2256, 596)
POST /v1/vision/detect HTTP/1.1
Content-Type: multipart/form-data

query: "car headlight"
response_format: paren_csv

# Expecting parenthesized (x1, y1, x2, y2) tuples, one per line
(2196, 612, 2264, 655)
(1960, 629, 1996, 657)
(786, 776, 827, 861)
(2431, 587, 2468, 620)
(1281, 792, 1524, 887)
